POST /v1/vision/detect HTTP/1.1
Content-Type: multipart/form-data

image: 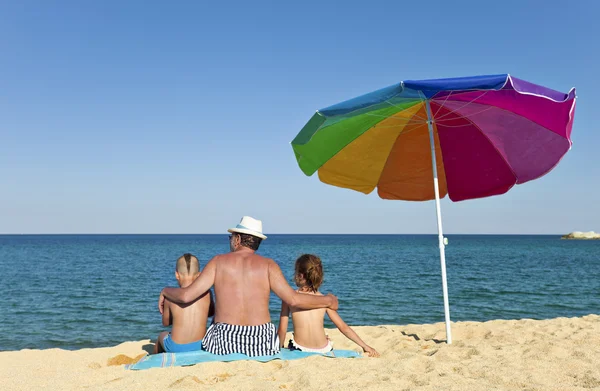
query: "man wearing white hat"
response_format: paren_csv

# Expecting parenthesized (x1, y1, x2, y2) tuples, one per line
(159, 216, 338, 357)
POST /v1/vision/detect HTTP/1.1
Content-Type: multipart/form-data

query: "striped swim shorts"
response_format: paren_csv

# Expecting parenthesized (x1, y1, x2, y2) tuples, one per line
(201, 322, 280, 357)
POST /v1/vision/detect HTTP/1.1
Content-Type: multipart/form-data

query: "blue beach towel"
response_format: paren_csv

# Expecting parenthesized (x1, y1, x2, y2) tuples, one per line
(126, 349, 362, 370)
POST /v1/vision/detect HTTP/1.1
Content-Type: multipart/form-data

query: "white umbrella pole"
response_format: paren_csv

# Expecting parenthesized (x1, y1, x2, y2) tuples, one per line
(425, 99, 453, 344)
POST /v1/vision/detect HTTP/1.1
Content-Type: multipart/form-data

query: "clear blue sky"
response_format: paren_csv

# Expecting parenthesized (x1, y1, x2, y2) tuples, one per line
(1, 0, 598, 234)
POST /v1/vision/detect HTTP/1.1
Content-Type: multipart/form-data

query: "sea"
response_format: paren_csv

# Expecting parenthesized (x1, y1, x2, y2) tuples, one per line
(0, 234, 598, 351)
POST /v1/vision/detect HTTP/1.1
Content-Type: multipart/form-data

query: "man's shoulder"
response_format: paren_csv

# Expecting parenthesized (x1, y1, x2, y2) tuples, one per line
(208, 253, 234, 265)
(216, 251, 274, 263)
(251, 253, 274, 262)
(250, 254, 276, 269)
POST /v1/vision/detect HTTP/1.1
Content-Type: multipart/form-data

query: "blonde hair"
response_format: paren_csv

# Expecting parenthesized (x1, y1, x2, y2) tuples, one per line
(176, 253, 199, 275)
(294, 254, 323, 292)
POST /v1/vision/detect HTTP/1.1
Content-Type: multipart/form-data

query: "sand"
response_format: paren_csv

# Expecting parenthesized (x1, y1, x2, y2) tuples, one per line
(1, 315, 599, 391)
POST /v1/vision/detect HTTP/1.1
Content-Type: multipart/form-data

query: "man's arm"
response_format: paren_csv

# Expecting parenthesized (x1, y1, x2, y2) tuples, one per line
(159, 258, 217, 312)
(268, 260, 338, 310)
(162, 299, 172, 327)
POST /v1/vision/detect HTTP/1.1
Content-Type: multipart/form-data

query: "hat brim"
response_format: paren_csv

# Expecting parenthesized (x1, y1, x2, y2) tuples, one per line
(228, 228, 267, 240)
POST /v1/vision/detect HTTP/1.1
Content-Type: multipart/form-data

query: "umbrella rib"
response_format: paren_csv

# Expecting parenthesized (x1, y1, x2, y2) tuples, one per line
(373, 124, 425, 129)
(432, 91, 490, 122)
(383, 99, 429, 122)
(433, 106, 496, 126)
(432, 91, 454, 118)
(363, 113, 426, 125)
(321, 91, 421, 121)
(432, 88, 498, 100)
(368, 107, 498, 133)
(433, 100, 570, 140)
(363, 112, 423, 121)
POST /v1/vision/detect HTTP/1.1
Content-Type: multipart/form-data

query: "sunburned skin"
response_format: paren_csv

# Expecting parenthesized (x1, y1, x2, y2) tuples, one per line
(159, 235, 338, 326)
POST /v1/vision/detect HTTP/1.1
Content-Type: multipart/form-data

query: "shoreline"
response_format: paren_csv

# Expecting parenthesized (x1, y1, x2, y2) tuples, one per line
(1, 315, 598, 390)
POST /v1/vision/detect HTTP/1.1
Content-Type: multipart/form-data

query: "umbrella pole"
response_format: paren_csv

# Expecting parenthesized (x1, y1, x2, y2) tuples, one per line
(425, 99, 453, 344)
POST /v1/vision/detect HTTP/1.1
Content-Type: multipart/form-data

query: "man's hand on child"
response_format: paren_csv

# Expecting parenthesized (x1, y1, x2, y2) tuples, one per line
(158, 291, 165, 314)
(327, 293, 339, 311)
(363, 346, 380, 357)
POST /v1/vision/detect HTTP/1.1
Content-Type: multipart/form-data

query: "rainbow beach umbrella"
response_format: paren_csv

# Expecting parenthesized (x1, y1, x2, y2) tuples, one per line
(291, 74, 576, 343)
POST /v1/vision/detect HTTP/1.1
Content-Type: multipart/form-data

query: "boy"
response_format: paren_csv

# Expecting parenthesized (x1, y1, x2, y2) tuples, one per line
(154, 253, 215, 353)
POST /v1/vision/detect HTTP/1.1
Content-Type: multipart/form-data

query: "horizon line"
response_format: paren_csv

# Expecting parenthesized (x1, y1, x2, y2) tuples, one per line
(0, 232, 568, 236)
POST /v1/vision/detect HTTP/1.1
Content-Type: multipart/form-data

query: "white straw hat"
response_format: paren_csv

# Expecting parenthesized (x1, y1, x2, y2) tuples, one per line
(227, 216, 267, 240)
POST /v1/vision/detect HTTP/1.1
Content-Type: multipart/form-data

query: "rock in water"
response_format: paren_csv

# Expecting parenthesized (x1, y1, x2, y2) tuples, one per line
(561, 231, 600, 239)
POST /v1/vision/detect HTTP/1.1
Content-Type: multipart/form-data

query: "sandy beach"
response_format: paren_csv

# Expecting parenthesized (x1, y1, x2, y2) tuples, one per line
(1, 315, 598, 390)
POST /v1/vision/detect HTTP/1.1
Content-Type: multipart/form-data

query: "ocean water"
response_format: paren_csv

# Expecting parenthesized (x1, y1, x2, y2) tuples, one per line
(0, 234, 598, 351)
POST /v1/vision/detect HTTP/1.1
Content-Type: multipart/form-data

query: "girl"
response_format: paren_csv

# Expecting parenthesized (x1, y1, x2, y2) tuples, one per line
(278, 254, 379, 357)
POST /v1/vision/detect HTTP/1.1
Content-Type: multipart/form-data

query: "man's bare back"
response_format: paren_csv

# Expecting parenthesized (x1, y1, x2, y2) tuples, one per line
(212, 251, 273, 325)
